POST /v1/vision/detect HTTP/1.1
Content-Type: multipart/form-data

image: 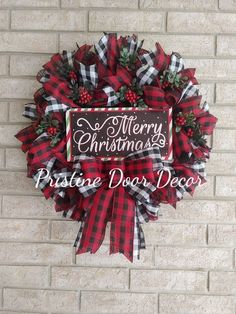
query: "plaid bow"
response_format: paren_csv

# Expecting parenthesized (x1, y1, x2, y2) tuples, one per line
(173, 95, 217, 161)
(73, 148, 160, 261)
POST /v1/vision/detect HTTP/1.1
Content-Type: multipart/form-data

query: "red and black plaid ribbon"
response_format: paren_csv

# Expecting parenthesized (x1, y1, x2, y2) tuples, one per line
(74, 152, 157, 262)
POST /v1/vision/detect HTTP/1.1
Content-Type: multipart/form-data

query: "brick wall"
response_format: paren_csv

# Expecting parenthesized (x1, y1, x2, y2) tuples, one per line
(0, 1, 235, 313)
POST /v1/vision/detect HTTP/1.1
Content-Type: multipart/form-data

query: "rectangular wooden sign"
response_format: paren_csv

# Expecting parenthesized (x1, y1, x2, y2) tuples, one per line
(66, 107, 172, 161)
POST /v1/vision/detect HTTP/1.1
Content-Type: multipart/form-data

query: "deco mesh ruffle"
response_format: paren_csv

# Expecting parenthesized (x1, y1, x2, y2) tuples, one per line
(16, 33, 217, 262)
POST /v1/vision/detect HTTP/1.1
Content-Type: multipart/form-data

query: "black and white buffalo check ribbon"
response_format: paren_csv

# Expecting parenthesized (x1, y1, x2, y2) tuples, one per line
(23, 103, 37, 120)
(103, 86, 119, 106)
(169, 52, 184, 73)
(94, 33, 109, 66)
(79, 62, 98, 88)
(62, 50, 74, 68)
(44, 95, 69, 114)
(136, 64, 159, 86)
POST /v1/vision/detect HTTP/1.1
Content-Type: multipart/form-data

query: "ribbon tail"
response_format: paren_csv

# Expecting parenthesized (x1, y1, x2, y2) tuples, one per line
(133, 208, 146, 259)
(110, 186, 136, 262)
(75, 186, 113, 255)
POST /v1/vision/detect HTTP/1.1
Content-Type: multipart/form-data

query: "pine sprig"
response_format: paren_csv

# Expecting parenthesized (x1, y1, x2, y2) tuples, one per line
(160, 69, 188, 89)
(119, 47, 137, 70)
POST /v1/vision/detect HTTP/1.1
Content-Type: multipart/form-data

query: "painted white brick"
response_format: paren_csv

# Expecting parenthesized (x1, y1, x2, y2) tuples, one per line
(0, 265, 48, 287)
(159, 200, 236, 223)
(0, 55, 8, 75)
(185, 58, 236, 80)
(11, 10, 87, 31)
(0, 101, 8, 122)
(143, 222, 206, 245)
(9, 101, 29, 122)
(216, 83, 236, 103)
(216, 176, 236, 197)
(155, 247, 233, 269)
(219, 0, 236, 10)
(2, 195, 55, 218)
(0, 242, 72, 264)
(51, 220, 79, 241)
(89, 10, 164, 32)
(206, 152, 236, 175)
(0, 0, 59, 7)
(0, 148, 5, 168)
(210, 271, 236, 293)
(130, 269, 207, 292)
(5, 148, 26, 169)
(0, 171, 36, 193)
(141, 0, 217, 9)
(0, 219, 48, 241)
(0, 10, 9, 30)
(62, 0, 138, 8)
(10, 55, 49, 77)
(213, 129, 236, 151)
(81, 291, 157, 313)
(0, 32, 57, 53)
(210, 106, 236, 128)
(3, 288, 78, 313)
(159, 294, 235, 314)
(208, 224, 236, 246)
(217, 35, 236, 57)
(168, 12, 236, 33)
(51, 266, 128, 290)
(0, 78, 38, 99)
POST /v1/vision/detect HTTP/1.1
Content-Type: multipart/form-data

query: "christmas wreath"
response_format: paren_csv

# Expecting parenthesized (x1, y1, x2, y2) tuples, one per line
(16, 33, 217, 262)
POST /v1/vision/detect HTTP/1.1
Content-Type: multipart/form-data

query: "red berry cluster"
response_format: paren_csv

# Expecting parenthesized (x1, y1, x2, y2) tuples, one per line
(79, 88, 92, 104)
(68, 70, 77, 81)
(161, 80, 170, 90)
(47, 127, 57, 136)
(175, 115, 186, 126)
(186, 128, 194, 137)
(125, 89, 138, 104)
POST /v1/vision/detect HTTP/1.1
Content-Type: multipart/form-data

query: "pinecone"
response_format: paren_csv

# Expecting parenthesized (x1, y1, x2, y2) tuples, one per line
(79, 87, 92, 104)
(125, 89, 138, 104)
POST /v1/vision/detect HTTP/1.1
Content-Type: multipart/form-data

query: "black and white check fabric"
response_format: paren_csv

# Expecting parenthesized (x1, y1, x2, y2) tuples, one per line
(169, 52, 184, 73)
(103, 86, 119, 106)
(136, 64, 159, 86)
(73, 211, 88, 249)
(23, 103, 37, 120)
(79, 62, 98, 88)
(179, 81, 199, 102)
(62, 206, 76, 219)
(94, 33, 108, 66)
(37, 69, 50, 83)
(126, 35, 144, 55)
(139, 51, 156, 66)
(44, 95, 69, 114)
(62, 50, 74, 68)
(126, 147, 163, 171)
(200, 101, 209, 112)
(191, 161, 206, 177)
(133, 211, 146, 259)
